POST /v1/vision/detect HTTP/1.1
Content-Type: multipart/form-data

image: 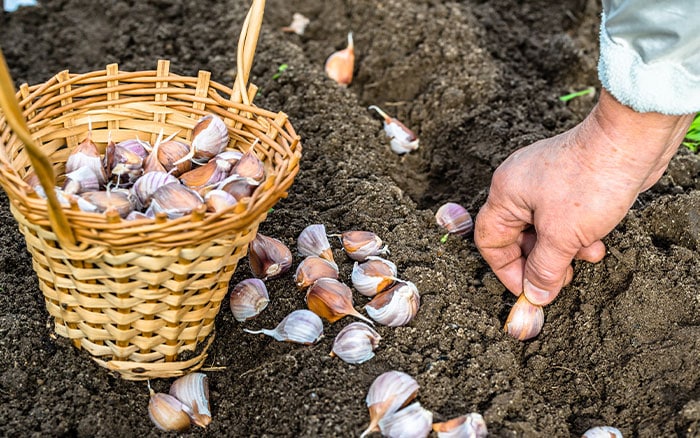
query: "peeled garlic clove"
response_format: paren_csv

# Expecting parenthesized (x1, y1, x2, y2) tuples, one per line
(148, 391, 191, 432)
(204, 189, 238, 213)
(298, 224, 335, 265)
(130, 171, 179, 210)
(148, 183, 204, 219)
(306, 277, 373, 324)
(365, 281, 420, 327)
(325, 32, 354, 86)
(378, 402, 433, 438)
(62, 166, 101, 195)
(368, 105, 419, 154)
(351, 256, 397, 297)
(65, 132, 107, 185)
(295, 256, 339, 289)
(338, 230, 389, 261)
(504, 294, 544, 341)
(80, 189, 134, 218)
(230, 278, 269, 322)
(433, 413, 488, 438)
(169, 373, 212, 428)
(190, 114, 229, 164)
(361, 370, 420, 438)
(330, 321, 381, 364)
(232, 149, 265, 183)
(582, 426, 623, 438)
(248, 234, 293, 280)
(436, 202, 473, 236)
(179, 158, 232, 189)
(244, 309, 323, 345)
(281, 12, 310, 35)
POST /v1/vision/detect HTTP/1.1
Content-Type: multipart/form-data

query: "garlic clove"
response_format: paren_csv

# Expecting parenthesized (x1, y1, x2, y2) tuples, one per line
(155, 139, 192, 176)
(365, 281, 420, 327)
(338, 230, 389, 261)
(248, 234, 293, 280)
(297, 224, 336, 265)
(130, 171, 179, 211)
(232, 149, 265, 183)
(378, 402, 433, 438)
(190, 114, 230, 164)
(295, 256, 339, 289)
(62, 166, 102, 195)
(204, 189, 238, 213)
(306, 277, 373, 325)
(330, 321, 381, 364)
(116, 138, 150, 159)
(368, 105, 419, 155)
(435, 202, 473, 238)
(148, 182, 204, 219)
(582, 426, 623, 438)
(361, 370, 420, 438)
(148, 391, 192, 432)
(216, 174, 260, 201)
(215, 150, 243, 167)
(432, 413, 488, 438)
(244, 309, 324, 345)
(125, 211, 151, 221)
(504, 294, 544, 341)
(325, 32, 354, 86)
(65, 132, 108, 185)
(169, 373, 212, 428)
(179, 158, 232, 190)
(230, 278, 269, 322)
(351, 256, 398, 297)
(109, 144, 145, 188)
(281, 12, 310, 35)
(79, 189, 134, 218)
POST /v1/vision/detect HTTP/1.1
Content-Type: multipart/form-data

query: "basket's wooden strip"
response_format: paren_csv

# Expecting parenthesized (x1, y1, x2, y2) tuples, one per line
(106, 64, 121, 133)
(57, 70, 79, 150)
(153, 60, 170, 134)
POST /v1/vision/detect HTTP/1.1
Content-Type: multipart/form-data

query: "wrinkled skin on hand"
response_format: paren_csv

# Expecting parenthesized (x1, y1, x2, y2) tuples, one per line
(475, 89, 694, 306)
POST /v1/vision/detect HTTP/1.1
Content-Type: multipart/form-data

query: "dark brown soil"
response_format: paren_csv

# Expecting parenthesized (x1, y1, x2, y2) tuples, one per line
(1, 0, 699, 436)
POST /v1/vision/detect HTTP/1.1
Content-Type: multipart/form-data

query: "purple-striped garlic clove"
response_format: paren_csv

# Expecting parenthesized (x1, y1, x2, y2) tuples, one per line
(435, 202, 473, 237)
(351, 256, 397, 297)
(365, 281, 420, 327)
(130, 171, 179, 210)
(378, 402, 433, 438)
(306, 278, 373, 325)
(582, 426, 623, 438)
(504, 294, 544, 341)
(325, 32, 354, 86)
(148, 182, 204, 219)
(216, 174, 260, 201)
(330, 321, 381, 364)
(232, 148, 266, 183)
(169, 373, 212, 428)
(297, 224, 335, 264)
(295, 256, 339, 289)
(148, 390, 191, 432)
(65, 132, 108, 185)
(230, 278, 269, 322)
(62, 166, 102, 195)
(244, 309, 324, 345)
(368, 105, 419, 155)
(179, 158, 232, 190)
(248, 234, 293, 280)
(204, 189, 238, 213)
(360, 370, 420, 438)
(433, 413, 488, 438)
(116, 138, 150, 159)
(338, 230, 389, 261)
(189, 114, 230, 164)
(79, 189, 134, 218)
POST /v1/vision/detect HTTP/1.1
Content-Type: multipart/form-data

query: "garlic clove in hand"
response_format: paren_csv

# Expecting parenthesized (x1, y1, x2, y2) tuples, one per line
(295, 256, 340, 289)
(365, 281, 420, 327)
(360, 370, 420, 438)
(351, 256, 397, 297)
(368, 105, 419, 154)
(330, 321, 381, 364)
(325, 32, 354, 86)
(169, 373, 212, 428)
(306, 277, 374, 325)
(433, 413, 488, 438)
(378, 402, 433, 438)
(248, 233, 293, 280)
(337, 230, 389, 261)
(244, 309, 323, 345)
(230, 278, 269, 322)
(504, 294, 544, 341)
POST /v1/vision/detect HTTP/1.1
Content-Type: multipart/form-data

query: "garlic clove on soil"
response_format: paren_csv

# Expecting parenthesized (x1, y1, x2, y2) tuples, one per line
(148, 390, 191, 432)
(582, 426, 623, 438)
(337, 230, 389, 261)
(361, 370, 420, 438)
(432, 413, 488, 438)
(306, 277, 374, 325)
(435, 202, 474, 238)
(325, 32, 354, 86)
(504, 294, 544, 341)
(243, 309, 324, 345)
(248, 233, 293, 280)
(378, 402, 433, 438)
(169, 372, 212, 428)
(365, 281, 420, 327)
(297, 223, 336, 265)
(368, 105, 419, 154)
(330, 321, 381, 364)
(295, 255, 340, 289)
(351, 256, 397, 297)
(230, 278, 270, 322)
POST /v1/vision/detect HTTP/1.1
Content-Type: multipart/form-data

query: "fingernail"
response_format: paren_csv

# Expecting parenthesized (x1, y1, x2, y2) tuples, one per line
(523, 279, 555, 306)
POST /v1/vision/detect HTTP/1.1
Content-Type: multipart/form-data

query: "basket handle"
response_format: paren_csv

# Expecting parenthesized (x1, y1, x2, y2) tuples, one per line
(231, 0, 266, 105)
(0, 50, 77, 247)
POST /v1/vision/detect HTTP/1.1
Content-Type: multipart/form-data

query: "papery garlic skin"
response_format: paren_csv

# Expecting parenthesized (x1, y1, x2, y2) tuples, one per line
(248, 234, 293, 280)
(582, 426, 623, 438)
(169, 373, 212, 428)
(230, 278, 269, 322)
(435, 202, 474, 236)
(504, 294, 544, 341)
(295, 256, 339, 289)
(360, 370, 420, 438)
(433, 413, 488, 438)
(62, 166, 101, 195)
(148, 391, 191, 432)
(325, 32, 354, 86)
(297, 224, 335, 264)
(243, 309, 323, 345)
(340, 230, 389, 261)
(351, 256, 397, 297)
(378, 402, 433, 438)
(330, 322, 381, 364)
(365, 281, 420, 327)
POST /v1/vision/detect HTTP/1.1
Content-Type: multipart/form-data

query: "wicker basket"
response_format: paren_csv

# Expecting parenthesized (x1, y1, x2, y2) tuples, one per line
(0, 0, 301, 380)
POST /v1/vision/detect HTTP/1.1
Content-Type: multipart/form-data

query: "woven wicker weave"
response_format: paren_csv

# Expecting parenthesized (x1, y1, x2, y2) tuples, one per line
(0, 0, 301, 380)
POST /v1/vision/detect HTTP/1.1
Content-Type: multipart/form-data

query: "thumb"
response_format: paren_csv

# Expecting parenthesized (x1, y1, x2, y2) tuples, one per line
(522, 240, 576, 306)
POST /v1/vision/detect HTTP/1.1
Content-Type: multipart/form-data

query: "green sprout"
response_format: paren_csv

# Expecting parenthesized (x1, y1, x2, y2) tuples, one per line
(440, 233, 450, 244)
(272, 63, 289, 80)
(682, 112, 700, 153)
(558, 86, 595, 102)
(268, 208, 274, 214)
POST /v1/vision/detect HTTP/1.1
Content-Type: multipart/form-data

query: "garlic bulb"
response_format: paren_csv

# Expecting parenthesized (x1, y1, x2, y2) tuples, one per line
(338, 230, 389, 261)
(582, 426, 623, 438)
(248, 234, 293, 280)
(378, 402, 433, 438)
(230, 278, 269, 322)
(365, 281, 420, 327)
(330, 322, 381, 364)
(244, 309, 323, 345)
(297, 224, 335, 264)
(504, 294, 544, 341)
(325, 32, 354, 86)
(368, 105, 419, 154)
(148, 390, 191, 432)
(433, 413, 488, 438)
(435, 202, 473, 238)
(351, 256, 397, 297)
(360, 370, 420, 438)
(295, 256, 339, 289)
(169, 373, 212, 428)
(306, 278, 373, 325)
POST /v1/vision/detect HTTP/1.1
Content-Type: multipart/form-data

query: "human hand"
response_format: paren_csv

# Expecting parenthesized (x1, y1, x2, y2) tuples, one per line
(474, 89, 694, 306)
